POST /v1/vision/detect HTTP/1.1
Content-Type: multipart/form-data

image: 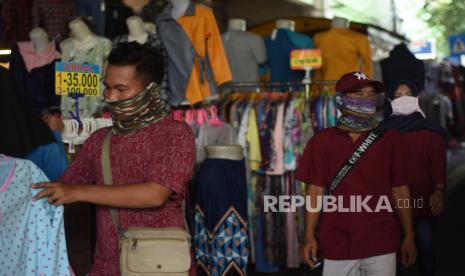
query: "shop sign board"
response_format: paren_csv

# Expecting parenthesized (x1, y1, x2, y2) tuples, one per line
(290, 49, 323, 70)
(409, 40, 436, 60)
(55, 62, 100, 97)
(448, 33, 465, 55)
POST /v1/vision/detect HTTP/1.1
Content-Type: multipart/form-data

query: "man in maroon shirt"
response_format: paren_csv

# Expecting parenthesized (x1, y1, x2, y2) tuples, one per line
(32, 42, 196, 275)
(296, 72, 416, 276)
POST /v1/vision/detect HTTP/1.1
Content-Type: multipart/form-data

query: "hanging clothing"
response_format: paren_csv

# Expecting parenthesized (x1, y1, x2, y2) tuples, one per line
(196, 123, 237, 163)
(0, 66, 56, 158)
(9, 43, 61, 115)
(76, 0, 106, 36)
(381, 43, 425, 92)
(112, 33, 169, 103)
(194, 158, 249, 276)
(2, 0, 33, 43)
(222, 30, 267, 83)
(17, 41, 61, 73)
(32, 0, 76, 41)
(314, 28, 372, 81)
(59, 118, 196, 275)
(0, 155, 72, 276)
(265, 29, 314, 82)
(59, 36, 112, 119)
(105, 0, 134, 39)
(156, 2, 232, 106)
(267, 103, 285, 175)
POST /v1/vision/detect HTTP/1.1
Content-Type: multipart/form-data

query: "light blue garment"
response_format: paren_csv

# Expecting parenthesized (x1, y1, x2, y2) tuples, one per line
(0, 155, 72, 276)
(26, 131, 68, 181)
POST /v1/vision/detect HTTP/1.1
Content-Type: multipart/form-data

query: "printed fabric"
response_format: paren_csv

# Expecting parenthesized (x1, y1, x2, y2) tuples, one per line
(0, 155, 72, 276)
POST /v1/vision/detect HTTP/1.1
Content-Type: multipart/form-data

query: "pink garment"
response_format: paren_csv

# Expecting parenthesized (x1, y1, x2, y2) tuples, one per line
(267, 103, 285, 175)
(17, 41, 61, 72)
(0, 155, 16, 193)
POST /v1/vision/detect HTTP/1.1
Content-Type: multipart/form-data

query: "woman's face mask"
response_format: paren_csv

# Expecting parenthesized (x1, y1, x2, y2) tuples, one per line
(390, 96, 425, 117)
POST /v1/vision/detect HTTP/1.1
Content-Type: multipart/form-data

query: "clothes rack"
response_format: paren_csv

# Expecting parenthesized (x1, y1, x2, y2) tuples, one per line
(219, 80, 337, 99)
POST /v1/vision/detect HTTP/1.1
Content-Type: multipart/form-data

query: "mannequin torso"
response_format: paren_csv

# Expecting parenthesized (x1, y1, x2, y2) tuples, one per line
(271, 19, 295, 40)
(224, 18, 246, 41)
(68, 19, 97, 51)
(127, 16, 149, 44)
(331, 17, 350, 29)
(29, 28, 50, 52)
(169, 0, 190, 20)
(205, 145, 243, 161)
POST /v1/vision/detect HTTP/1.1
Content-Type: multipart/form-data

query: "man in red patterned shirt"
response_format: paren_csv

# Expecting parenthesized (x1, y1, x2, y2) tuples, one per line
(33, 42, 196, 275)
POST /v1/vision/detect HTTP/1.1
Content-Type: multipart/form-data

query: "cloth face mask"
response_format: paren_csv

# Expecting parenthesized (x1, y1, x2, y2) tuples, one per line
(105, 82, 168, 135)
(390, 96, 425, 118)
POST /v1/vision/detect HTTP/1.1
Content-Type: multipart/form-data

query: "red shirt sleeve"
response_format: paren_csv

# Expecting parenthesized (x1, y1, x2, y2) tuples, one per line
(428, 132, 446, 187)
(145, 122, 196, 196)
(389, 130, 408, 187)
(296, 135, 327, 187)
(59, 132, 98, 185)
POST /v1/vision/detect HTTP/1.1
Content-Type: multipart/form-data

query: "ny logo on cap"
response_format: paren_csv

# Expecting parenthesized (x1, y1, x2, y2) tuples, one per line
(354, 72, 369, 80)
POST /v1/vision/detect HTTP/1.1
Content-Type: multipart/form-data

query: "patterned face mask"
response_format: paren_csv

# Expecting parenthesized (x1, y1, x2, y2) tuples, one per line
(105, 82, 168, 135)
(336, 93, 378, 132)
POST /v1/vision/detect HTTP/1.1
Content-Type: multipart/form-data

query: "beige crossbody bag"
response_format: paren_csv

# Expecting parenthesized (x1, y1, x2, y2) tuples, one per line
(101, 131, 191, 276)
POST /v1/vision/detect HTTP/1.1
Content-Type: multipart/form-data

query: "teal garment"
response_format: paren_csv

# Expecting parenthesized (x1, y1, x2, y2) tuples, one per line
(265, 29, 314, 82)
(26, 131, 68, 181)
(0, 155, 72, 275)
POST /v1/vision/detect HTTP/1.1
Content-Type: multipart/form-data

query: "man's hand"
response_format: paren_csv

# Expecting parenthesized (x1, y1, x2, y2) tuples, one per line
(301, 232, 319, 268)
(401, 236, 417, 268)
(32, 182, 81, 206)
(430, 190, 445, 215)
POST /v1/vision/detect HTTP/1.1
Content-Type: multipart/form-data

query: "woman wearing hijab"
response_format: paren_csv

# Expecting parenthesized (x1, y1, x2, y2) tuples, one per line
(382, 80, 446, 276)
(0, 66, 68, 181)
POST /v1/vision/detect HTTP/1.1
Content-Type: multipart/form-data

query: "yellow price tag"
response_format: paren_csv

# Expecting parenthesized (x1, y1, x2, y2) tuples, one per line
(55, 62, 100, 97)
(290, 49, 323, 70)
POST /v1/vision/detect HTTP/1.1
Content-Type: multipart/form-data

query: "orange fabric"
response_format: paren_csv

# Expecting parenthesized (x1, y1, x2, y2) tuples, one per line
(177, 4, 232, 104)
(313, 28, 372, 81)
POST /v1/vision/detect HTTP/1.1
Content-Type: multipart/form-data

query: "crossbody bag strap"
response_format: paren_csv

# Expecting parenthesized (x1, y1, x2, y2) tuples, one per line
(329, 127, 386, 193)
(101, 130, 190, 234)
(101, 130, 121, 235)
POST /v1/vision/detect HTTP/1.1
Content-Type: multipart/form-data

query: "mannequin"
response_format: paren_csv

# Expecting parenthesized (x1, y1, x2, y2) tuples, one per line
(228, 18, 246, 32)
(205, 145, 243, 161)
(156, 0, 232, 106)
(223, 18, 246, 42)
(29, 28, 50, 52)
(331, 16, 350, 29)
(313, 16, 372, 80)
(144, 22, 157, 34)
(271, 19, 295, 40)
(266, 19, 313, 82)
(60, 18, 112, 119)
(169, 0, 190, 20)
(127, 16, 149, 44)
(276, 19, 295, 31)
(68, 18, 97, 51)
(222, 18, 267, 83)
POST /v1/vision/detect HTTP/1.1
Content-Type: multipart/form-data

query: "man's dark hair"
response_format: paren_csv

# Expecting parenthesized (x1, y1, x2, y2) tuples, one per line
(108, 42, 165, 86)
